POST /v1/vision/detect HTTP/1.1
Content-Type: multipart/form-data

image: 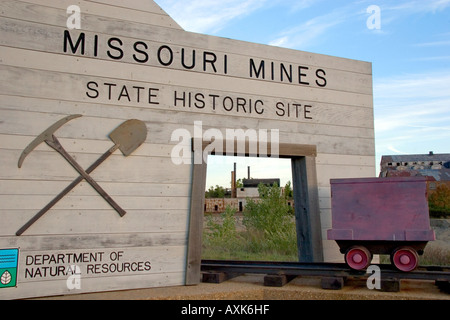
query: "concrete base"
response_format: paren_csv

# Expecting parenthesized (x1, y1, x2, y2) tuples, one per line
(30, 275, 449, 300)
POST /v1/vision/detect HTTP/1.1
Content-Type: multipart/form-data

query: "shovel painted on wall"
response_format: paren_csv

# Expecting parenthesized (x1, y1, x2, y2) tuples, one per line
(16, 118, 147, 236)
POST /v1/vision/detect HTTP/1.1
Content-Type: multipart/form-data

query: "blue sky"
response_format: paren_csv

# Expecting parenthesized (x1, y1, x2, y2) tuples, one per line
(155, 0, 450, 188)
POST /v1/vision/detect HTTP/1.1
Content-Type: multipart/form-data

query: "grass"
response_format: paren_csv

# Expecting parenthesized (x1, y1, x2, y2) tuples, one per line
(202, 183, 450, 266)
(377, 245, 450, 266)
(203, 183, 299, 261)
(419, 245, 450, 266)
(202, 206, 298, 262)
(202, 234, 298, 261)
(203, 210, 450, 265)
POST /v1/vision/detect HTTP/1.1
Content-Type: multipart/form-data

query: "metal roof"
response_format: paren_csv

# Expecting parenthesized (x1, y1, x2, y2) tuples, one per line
(242, 178, 280, 188)
(380, 153, 450, 181)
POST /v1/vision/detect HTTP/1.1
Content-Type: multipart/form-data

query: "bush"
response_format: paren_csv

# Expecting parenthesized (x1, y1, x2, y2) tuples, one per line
(202, 183, 298, 261)
(203, 205, 240, 251)
(242, 183, 297, 258)
(429, 185, 450, 218)
(243, 183, 294, 236)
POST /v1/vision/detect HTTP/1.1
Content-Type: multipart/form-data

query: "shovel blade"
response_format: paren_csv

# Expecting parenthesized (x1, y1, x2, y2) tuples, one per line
(109, 119, 147, 156)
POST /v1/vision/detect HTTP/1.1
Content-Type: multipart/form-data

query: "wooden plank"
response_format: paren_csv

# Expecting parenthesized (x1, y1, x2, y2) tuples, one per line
(1, 270, 187, 300)
(202, 272, 241, 284)
(264, 274, 297, 287)
(316, 153, 376, 166)
(0, 242, 187, 299)
(0, 15, 373, 95)
(0, 45, 374, 112)
(13, 0, 183, 28)
(321, 277, 345, 290)
(0, 179, 189, 197)
(0, 195, 190, 210)
(202, 140, 317, 158)
(292, 156, 323, 262)
(3, 209, 189, 236)
(381, 278, 401, 292)
(185, 143, 207, 285)
(316, 164, 377, 187)
(0, 233, 187, 251)
(0, 108, 375, 158)
(436, 280, 450, 293)
(0, 149, 191, 183)
(90, 0, 172, 16)
(0, 110, 375, 161)
(0, 96, 375, 141)
(2, 0, 182, 30)
(0, 134, 176, 160)
(18, 246, 186, 282)
(0, 4, 371, 75)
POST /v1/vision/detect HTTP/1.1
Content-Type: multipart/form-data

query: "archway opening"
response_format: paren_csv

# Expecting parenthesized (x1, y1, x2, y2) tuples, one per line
(185, 141, 323, 285)
(203, 155, 295, 262)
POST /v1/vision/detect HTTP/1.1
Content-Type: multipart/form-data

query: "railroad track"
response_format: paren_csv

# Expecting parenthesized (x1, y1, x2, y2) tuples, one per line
(201, 260, 450, 292)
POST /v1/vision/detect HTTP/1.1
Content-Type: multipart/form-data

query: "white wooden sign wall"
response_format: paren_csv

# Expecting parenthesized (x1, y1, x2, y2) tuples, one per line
(0, 0, 375, 299)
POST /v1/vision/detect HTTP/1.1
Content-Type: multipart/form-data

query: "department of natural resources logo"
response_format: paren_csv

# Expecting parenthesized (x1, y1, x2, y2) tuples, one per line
(0, 249, 19, 288)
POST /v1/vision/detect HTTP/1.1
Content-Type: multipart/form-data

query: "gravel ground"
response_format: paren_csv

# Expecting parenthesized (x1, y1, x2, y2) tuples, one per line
(33, 219, 450, 300)
(430, 219, 450, 250)
(33, 274, 449, 300)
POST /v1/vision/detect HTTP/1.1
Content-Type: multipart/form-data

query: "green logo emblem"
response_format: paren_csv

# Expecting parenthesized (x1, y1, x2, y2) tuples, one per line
(0, 249, 19, 288)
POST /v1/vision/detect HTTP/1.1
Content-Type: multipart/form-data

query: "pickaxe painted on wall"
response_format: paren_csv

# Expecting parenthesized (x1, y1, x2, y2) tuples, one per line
(16, 114, 147, 236)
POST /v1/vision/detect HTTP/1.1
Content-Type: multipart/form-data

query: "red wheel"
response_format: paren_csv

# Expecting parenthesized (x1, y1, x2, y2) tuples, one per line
(345, 246, 371, 270)
(392, 247, 418, 272)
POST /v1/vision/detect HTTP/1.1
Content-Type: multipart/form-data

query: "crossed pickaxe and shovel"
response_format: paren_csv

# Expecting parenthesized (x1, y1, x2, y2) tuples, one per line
(16, 114, 147, 236)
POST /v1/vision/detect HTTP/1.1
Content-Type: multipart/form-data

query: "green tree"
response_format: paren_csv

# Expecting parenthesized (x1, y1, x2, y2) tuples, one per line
(429, 184, 450, 217)
(284, 181, 293, 200)
(205, 185, 226, 198)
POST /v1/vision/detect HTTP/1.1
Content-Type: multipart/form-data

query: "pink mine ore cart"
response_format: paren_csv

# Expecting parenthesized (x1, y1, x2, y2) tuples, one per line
(327, 177, 435, 272)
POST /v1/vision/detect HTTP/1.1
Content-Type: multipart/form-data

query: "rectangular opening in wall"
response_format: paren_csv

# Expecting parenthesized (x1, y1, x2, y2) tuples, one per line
(203, 155, 296, 262)
(185, 141, 322, 285)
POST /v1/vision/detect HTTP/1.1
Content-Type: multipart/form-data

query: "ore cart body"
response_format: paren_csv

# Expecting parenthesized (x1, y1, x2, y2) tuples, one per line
(327, 177, 435, 271)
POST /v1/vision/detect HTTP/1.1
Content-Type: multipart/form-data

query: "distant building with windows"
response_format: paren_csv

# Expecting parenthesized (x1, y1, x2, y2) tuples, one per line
(204, 178, 292, 213)
(237, 178, 280, 198)
(379, 152, 450, 195)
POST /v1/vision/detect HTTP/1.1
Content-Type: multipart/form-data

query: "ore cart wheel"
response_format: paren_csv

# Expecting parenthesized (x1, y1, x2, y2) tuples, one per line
(345, 246, 372, 270)
(391, 247, 419, 272)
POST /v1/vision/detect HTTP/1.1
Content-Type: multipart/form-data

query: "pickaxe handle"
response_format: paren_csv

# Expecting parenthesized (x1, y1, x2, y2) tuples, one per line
(46, 135, 126, 217)
(16, 144, 120, 236)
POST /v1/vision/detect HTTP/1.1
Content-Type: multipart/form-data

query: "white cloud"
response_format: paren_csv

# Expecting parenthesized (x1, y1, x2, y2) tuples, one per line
(287, 0, 321, 12)
(268, 36, 289, 47)
(158, 0, 352, 49)
(387, 145, 409, 154)
(155, 0, 268, 33)
(411, 56, 450, 62)
(374, 70, 450, 157)
(267, 6, 353, 49)
(384, 0, 450, 12)
(428, 0, 450, 11)
(414, 40, 450, 47)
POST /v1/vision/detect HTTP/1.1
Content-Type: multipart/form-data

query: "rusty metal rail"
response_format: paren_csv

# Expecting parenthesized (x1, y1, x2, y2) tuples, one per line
(201, 260, 450, 283)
